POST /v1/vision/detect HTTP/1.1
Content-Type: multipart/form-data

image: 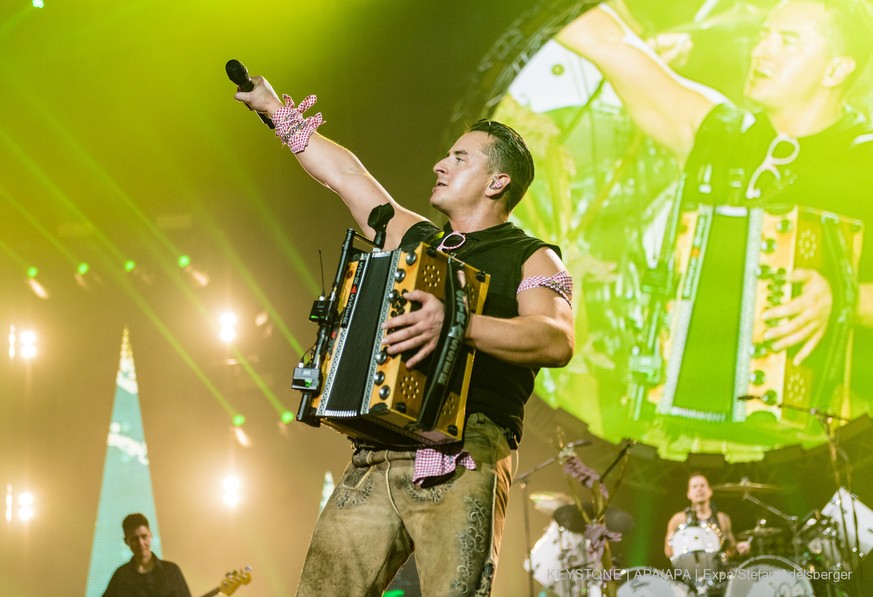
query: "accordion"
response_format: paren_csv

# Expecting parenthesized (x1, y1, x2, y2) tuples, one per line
(641, 204, 863, 427)
(294, 232, 489, 446)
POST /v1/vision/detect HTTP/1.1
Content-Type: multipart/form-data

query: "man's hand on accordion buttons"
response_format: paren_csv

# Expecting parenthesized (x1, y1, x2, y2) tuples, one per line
(381, 290, 445, 368)
(761, 268, 833, 365)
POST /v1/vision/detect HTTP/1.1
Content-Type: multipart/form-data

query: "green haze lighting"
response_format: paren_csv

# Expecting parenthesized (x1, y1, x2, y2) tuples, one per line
(33, 0, 44, 7)
(177, 254, 191, 268)
(26, 266, 38, 279)
(232, 414, 246, 427)
(280, 410, 294, 424)
(77, 262, 90, 276)
(124, 260, 136, 273)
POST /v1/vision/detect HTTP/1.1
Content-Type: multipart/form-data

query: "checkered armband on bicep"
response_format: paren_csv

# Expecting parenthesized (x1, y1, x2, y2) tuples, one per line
(516, 270, 573, 306)
(273, 94, 324, 153)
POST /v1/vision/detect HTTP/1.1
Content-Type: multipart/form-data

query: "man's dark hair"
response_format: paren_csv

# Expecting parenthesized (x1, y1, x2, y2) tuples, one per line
(787, 0, 873, 83)
(687, 471, 709, 483)
(467, 119, 535, 212)
(122, 513, 150, 538)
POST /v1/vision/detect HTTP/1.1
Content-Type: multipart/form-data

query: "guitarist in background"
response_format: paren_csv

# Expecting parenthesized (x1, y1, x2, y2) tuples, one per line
(102, 513, 191, 597)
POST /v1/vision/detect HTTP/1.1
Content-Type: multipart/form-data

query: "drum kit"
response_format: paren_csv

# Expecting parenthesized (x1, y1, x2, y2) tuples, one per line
(525, 481, 873, 596)
(526, 491, 637, 596)
(525, 492, 602, 597)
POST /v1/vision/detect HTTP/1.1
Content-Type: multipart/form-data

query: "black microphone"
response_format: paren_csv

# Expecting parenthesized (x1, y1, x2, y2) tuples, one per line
(226, 59, 275, 129)
(738, 393, 779, 406)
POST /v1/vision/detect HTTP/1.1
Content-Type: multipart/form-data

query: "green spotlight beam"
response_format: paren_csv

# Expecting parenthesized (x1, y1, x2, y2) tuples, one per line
(2, 100, 292, 417)
(41, 90, 308, 362)
(110, 268, 240, 418)
(128, 107, 315, 356)
(0, 7, 34, 41)
(0, 186, 82, 268)
(211, 227, 306, 357)
(0, 127, 128, 265)
(0, 237, 29, 271)
(227, 344, 286, 414)
(0, 129, 241, 420)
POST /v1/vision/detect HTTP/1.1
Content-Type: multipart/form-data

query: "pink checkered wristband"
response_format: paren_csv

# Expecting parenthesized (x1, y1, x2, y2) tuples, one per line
(517, 270, 573, 305)
(273, 93, 324, 153)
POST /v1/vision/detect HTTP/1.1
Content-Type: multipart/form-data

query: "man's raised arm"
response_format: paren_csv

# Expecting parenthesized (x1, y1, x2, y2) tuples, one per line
(557, 4, 724, 164)
(234, 75, 425, 250)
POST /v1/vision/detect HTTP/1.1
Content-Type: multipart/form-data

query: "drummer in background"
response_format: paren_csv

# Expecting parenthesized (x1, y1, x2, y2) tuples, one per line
(664, 473, 751, 561)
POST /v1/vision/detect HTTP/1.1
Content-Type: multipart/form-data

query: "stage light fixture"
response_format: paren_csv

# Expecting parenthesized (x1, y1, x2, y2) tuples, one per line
(19, 329, 37, 360)
(280, 410, 294, 424)
(185, 266, 210, 288)
(8, 325, 37, 360)
(219, 311, 238, 344)
(177, 254, 210, 287)
(232, 413, 246, 427)
(233, 426, 251, 448)
(32, 0, 44, 7)
(74, 263, 104, 291)
(4, 485, 35, 523)
(221, 475, 241, 508)
(25, 267, 49, 299)
(124, 259, 136, 273)
(18, 492, 34, 521)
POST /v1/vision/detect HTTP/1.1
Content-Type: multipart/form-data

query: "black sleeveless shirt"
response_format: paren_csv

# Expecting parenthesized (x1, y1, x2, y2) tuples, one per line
(400, 220, 561, 444)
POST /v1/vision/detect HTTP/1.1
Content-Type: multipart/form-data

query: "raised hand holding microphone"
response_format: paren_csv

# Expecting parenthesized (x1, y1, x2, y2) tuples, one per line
(226, 59, 278, 129)
(228, 60, 324, 153)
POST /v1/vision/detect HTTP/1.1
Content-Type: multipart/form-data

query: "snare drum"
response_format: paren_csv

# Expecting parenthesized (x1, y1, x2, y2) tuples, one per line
(669, 523, 725, 586)
(724, 555, 814, 596)
(617, 567, 692, 596)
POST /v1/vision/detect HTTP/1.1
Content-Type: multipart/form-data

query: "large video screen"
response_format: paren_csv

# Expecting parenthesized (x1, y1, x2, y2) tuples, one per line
(492, 0, 873, 461)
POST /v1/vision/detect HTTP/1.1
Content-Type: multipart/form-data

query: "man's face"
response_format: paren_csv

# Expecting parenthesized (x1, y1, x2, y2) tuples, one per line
(745, 1, 836, 111)
(687, 475, 713, 504)
(430, 131, 496, 213)
(124, 525, 152, 563)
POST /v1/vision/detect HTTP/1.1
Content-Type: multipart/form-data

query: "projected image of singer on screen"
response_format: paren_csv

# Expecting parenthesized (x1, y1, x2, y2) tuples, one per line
(534, 0, 873, 457)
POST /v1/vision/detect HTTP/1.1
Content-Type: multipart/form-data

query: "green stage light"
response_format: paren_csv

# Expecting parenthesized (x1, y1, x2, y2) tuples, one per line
(281, 410, 294, 424)
(232, 414, 246, 427)
(26, 266, 38, 279)
(124, 260, 136, 273)
(32, 0, 44, 7)
(177, 254, 191, 268)
(77, 262, 90, 276)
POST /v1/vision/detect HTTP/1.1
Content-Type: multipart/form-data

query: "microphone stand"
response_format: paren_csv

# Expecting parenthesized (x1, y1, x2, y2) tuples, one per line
(515, 441, 591, 597)
(744, 395, 861, 592)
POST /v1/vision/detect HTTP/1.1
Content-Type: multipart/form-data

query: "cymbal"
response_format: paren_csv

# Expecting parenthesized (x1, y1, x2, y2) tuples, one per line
(738, 526, 783, 540)
(712, 479, 779, 494)
(530, 491, 573, 514)
(554, 504, 587, 533)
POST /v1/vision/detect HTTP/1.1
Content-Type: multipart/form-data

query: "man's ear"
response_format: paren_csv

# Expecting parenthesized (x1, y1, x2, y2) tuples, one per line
(823, 55, 856, 89)
(485, 173, 511, 197)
